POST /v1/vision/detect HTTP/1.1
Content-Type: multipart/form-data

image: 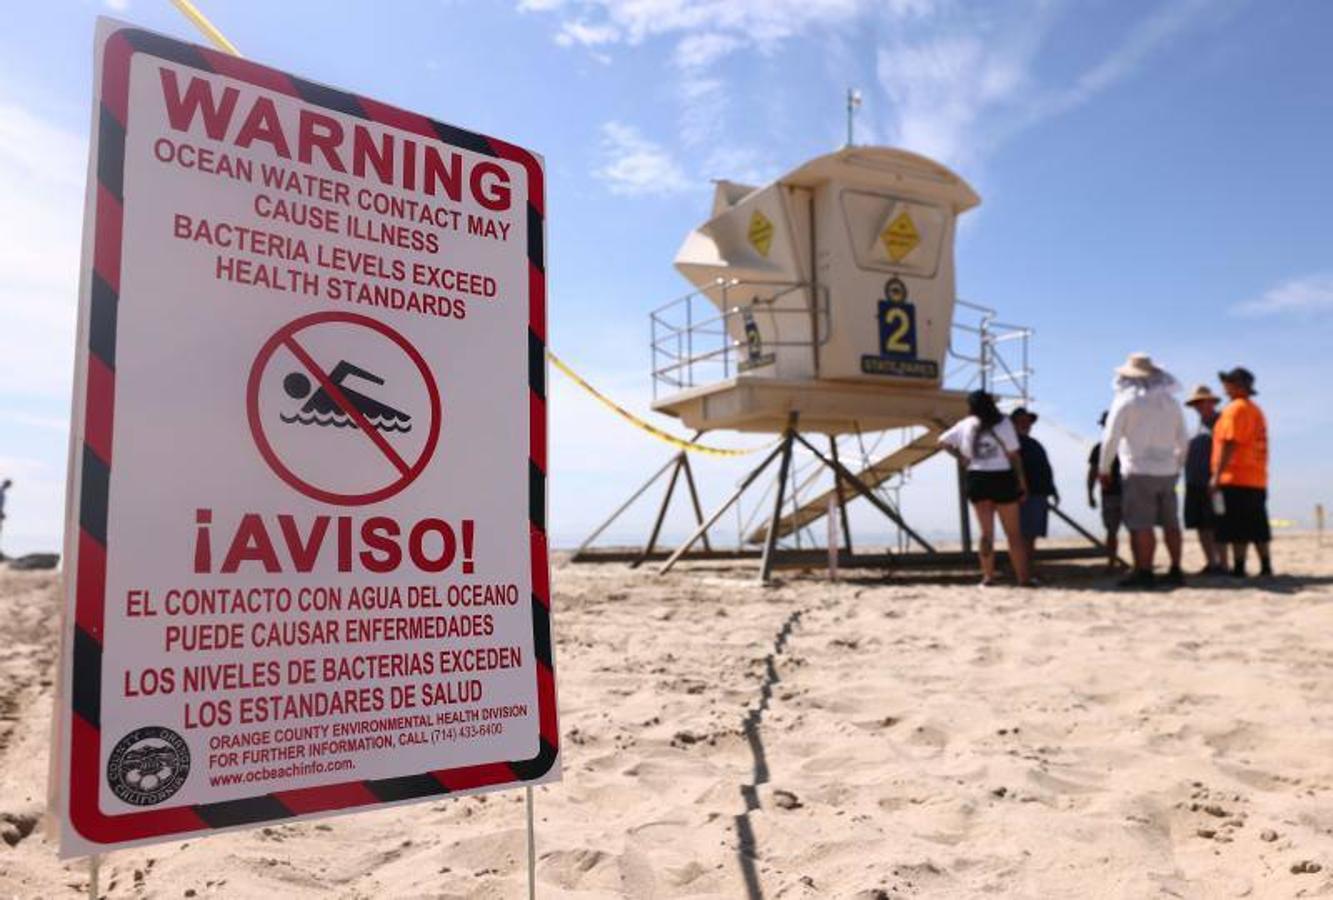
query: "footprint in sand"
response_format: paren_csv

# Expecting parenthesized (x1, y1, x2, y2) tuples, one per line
(903, 724, 949, 758)
(541, 848, 614, 889)
(1203, 721, 1265, 756)
(1027, 768, 1106, 795)
(1215, 761, 1291, 792)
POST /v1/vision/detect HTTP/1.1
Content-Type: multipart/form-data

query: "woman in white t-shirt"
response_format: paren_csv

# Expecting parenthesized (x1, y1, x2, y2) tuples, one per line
(938, 390, 1033, 587)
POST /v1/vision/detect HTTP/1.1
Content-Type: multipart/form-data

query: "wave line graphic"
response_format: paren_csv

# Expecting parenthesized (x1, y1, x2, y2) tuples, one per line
(280, 411, 413, 433)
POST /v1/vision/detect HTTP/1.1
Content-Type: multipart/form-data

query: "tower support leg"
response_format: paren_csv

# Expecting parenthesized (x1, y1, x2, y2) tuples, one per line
(633, 454, 685, 568)
(680, 453, 712, 552)
(957, 462, 973, 555)
(791, 432, 936, 554)
(574, 457, 678, 560)
(759, 415, 800, 584)
(829, 435, 854, 554)
(659, 439, 791, 574)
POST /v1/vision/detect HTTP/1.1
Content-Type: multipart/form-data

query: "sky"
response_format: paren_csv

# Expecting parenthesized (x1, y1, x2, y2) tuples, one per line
(1, 0, 1331, 556)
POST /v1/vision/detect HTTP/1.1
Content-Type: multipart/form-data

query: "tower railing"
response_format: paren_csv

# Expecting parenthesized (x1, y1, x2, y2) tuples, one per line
(945, 298, 1033, 405)
(649, 279, 831, 400)
(650, 287, 1033, 405)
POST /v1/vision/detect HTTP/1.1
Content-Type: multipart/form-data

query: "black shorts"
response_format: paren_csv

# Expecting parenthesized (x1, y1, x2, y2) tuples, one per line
(967, 470, 1021, 504)
(1218, 486, 1271, 544)
(1183, 483, 1217, 530)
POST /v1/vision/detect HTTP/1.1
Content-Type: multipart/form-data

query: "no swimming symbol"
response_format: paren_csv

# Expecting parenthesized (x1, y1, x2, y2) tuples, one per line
(247, 312, 441, 505)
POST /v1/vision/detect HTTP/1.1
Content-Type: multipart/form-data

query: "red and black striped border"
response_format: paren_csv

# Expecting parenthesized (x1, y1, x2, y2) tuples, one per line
(68, 26, 555, 847)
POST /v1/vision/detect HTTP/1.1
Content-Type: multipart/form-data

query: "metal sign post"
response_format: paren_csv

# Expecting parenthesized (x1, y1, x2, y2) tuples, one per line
(526, 786, 537, 899)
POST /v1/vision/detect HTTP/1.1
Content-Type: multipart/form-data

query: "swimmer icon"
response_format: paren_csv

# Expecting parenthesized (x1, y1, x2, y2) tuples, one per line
(247, 312, 441, 505)
(281, 361, 413, 433)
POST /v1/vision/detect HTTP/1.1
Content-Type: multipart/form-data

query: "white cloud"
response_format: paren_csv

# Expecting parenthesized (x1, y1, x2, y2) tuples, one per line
(1233, 274, 1333, 317)
(593, 121, 691, 195)
(701, 145, 778, 187)
(555, 20, 621, 47)
(877, 35, 1025, 167)
(532, 1, 1217, 195)
(874, 0, 1224, 169)
(530, 0, 871, 47)
(1012, 0, 1223, 137)
(1, 411, 69, 431)
(104, 0, 130, 10)
(0, 100, 87, 400)
(674, 32, 742, 69)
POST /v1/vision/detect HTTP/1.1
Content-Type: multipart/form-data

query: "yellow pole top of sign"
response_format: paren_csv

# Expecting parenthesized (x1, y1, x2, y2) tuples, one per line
(168, 0, 242, 56)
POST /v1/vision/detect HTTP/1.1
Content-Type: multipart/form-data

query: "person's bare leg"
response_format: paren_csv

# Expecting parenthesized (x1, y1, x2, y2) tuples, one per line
(1198, 528, 1218, 568)
(974, 500, 996, 584)
(1164, 527, 1183, 571)
(1231, 541, 1248, 574)
(1131, 529, 1155, 572)
(1106, 529, 1119, 570)
(997, 502, 1031, 584)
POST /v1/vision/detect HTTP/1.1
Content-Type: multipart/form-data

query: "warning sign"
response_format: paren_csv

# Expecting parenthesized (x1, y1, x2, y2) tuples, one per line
(55, 21, 557, 857)
(747, 210, 774, 257)
(880, 211, 920, 262)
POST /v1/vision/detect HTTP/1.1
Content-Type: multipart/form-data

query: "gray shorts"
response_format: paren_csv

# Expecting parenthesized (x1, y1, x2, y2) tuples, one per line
(1122, 474, 1180, 532)
(1101, 493, 1123, 533)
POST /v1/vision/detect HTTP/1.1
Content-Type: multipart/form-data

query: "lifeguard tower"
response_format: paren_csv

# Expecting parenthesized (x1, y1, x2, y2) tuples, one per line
(575, 146, 1105, 580)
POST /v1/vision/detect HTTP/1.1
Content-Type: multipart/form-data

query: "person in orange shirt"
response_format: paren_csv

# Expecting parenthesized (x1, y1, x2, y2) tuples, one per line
(1210, 367, 1272, 577)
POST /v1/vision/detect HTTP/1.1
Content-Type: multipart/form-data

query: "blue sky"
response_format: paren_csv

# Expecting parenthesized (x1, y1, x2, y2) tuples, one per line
(1, 0, 1330, 554)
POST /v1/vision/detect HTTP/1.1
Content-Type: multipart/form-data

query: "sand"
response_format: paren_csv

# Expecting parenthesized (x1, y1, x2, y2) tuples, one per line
(2, 535, 1331, 898)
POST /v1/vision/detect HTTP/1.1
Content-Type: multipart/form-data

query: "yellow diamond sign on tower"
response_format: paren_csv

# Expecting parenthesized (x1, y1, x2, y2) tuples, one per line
(747, 211, 774, 257)
(880, 211, 920, 263)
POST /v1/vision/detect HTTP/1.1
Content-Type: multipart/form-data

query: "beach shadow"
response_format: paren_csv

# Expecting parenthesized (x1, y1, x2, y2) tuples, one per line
(1062, 572, 1333, 596)
(819, 563, 1099, 588)
(777, 564, 1333, 595)
(732, 609, 802, 900)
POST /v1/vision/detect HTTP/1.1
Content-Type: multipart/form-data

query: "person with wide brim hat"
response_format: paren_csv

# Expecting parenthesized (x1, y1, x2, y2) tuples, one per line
(1182, 385, 1228, 574)
(1184, 385, 1221, 408)
(1099, 352, 1189, 588)
(1115, 352, 1163, 380)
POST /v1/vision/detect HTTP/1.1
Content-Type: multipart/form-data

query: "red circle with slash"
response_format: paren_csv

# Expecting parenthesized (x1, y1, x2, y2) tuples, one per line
(247, 312, 441, 505)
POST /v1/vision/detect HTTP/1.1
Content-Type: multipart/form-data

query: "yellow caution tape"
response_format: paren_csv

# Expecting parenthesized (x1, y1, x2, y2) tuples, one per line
(168, 0, 242, 55)
(166, 3, 761, 460)
(547, 352, 766, 457)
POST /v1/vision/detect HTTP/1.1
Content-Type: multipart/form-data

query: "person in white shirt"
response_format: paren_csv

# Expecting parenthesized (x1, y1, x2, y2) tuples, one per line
(1098, 353, 1189, 588)
(938, 390, 1033, 587)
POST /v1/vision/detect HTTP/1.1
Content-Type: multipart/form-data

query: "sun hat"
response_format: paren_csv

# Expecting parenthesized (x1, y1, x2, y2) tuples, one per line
(1010, 406, 1038, 423)
(1115, 352, 1161, 379)
(1184, 384, 1220, 407)
(1218, 366, 1257, 394)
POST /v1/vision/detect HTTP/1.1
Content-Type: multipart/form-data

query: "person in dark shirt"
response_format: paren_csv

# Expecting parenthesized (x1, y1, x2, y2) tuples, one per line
(1011, 408, 1058, 568)
(1183, 385, 1228, 574)
(1086, 412, 1123, 572)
